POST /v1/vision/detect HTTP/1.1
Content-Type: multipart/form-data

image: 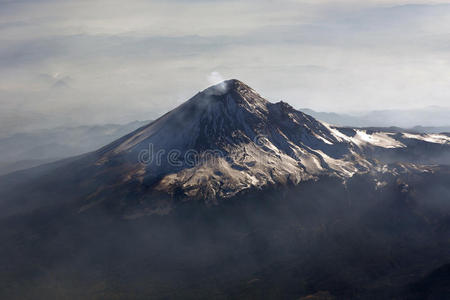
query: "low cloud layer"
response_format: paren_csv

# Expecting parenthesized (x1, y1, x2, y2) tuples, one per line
(1, 0, 450, 136)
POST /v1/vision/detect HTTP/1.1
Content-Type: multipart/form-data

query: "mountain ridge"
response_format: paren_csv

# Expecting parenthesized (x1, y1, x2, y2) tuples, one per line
(0, 79, 449, 218)
(301, 107, 450, 131)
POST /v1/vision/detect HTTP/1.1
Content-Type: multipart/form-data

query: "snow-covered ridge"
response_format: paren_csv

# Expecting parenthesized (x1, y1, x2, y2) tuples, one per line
(402, 132, 450, 144)
(323, 123, 407, 148)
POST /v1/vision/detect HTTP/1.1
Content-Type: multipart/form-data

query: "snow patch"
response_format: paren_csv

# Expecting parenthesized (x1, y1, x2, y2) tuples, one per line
(402, 133, 450, 144)
(352, 130, 405, 148)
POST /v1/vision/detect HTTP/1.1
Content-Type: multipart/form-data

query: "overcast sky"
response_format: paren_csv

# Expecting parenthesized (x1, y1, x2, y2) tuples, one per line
(1, 0, 450, 135)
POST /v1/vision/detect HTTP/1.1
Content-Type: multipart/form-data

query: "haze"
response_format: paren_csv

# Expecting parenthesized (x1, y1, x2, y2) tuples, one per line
(1, 0, 450, 137)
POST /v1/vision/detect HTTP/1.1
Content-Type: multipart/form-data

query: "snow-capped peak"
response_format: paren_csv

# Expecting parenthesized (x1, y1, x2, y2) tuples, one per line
(90, 79, 450, 209)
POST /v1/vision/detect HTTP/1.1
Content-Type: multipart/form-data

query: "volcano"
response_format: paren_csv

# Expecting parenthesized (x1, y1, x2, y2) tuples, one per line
(94, 79, 376, 202)
(1, 79, 449, 218)
(0, 80, 450, 299)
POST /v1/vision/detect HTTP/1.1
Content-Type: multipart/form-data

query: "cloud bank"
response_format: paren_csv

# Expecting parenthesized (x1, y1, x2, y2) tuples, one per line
(1, 0, 450, 136)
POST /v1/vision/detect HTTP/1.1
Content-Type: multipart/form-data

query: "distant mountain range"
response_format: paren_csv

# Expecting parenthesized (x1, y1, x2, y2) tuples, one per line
(300, 108, 450, 133)
(0, 120, 149, 175)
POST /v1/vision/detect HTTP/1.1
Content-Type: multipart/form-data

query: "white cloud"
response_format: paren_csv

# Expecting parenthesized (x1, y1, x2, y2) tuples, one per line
(207, 71, 224, 85)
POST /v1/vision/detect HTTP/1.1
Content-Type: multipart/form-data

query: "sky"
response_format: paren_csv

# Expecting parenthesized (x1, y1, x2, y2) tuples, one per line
(1, 0, 450, 136)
